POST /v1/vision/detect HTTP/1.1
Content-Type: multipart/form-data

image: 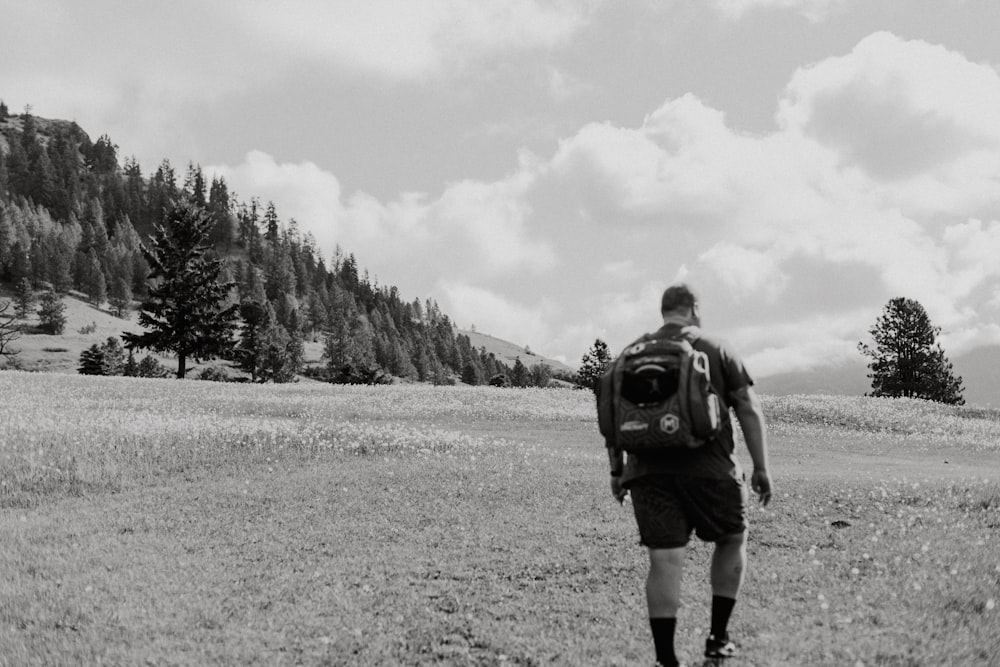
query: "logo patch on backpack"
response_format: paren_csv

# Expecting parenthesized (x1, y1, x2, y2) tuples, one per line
(621, 420, 648, 432)
(596, 330, 723, 453)
(659, 414, 680, 434)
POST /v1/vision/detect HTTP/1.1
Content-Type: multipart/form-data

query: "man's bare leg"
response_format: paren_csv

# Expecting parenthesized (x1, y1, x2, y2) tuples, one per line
(647, 547, 685, 666)
(707, 531, 747, 657)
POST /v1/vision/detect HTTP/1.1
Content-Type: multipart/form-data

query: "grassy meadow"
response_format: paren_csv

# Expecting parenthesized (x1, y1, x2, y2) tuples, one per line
(1, 372, 999, 666)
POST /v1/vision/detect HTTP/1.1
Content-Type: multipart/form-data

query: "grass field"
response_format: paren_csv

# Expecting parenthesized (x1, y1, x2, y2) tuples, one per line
(1, 372, 999, 666)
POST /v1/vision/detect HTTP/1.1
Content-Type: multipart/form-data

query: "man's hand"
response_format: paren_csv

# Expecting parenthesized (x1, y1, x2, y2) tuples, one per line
(610, 475, 628, 504)
(751, 468, 773, 506)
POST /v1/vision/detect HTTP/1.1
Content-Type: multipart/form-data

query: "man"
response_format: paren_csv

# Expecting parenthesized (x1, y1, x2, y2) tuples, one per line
(603, 284, 773, 667)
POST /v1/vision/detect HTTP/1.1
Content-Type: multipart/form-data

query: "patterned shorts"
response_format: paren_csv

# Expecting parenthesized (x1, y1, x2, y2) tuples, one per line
(628, 474, 748, 549)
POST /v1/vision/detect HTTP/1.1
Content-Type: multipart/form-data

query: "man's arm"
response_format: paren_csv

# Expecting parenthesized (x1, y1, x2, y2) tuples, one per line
(729, 385, 773, 505)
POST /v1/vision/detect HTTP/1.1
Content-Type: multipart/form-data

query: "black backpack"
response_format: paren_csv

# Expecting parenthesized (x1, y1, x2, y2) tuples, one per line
(597, 329, 722, 453)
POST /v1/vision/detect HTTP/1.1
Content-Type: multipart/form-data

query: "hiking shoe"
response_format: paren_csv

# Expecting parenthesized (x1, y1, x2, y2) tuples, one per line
(704, 634, 737, 658)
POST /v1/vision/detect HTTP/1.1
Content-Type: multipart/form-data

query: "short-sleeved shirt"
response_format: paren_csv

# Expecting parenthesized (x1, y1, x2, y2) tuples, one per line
(619, 322, 753, 486)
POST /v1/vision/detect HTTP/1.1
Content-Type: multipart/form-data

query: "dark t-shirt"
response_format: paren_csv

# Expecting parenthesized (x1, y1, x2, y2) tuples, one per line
(619, 323, 754, 485)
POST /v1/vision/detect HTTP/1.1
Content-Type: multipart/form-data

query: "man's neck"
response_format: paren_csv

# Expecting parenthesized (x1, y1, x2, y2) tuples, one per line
(661, 315, 694, 328)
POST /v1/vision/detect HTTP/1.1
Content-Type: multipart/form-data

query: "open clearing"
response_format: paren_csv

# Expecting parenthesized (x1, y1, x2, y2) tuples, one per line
(1, 373, 999, 666)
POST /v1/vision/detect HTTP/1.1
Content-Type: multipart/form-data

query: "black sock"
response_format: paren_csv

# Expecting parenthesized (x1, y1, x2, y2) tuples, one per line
(710, 595, 737, 639)
(649, 617, 677, 666)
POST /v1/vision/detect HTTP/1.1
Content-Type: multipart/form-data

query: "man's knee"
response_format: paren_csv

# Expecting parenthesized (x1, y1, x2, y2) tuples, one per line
(649, 546, 686, 570)
(715, 530, 747, 549)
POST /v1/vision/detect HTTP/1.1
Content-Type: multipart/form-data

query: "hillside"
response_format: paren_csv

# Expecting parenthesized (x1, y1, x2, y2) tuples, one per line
(0, 286, 219, 375)
(0, 294, 572, 380)
(455, 329, 575, 376)
(0, 286, 572, 383)
(0, 108, 523, 385)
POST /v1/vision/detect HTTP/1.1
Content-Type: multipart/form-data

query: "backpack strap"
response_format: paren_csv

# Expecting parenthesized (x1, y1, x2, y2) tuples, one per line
(677, 324, 701, 345)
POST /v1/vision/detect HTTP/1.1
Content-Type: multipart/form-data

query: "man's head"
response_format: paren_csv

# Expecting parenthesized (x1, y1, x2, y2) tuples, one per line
(660, 283, 700, 325)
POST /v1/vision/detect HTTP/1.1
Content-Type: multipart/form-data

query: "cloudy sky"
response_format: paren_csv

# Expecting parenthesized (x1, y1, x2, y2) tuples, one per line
(5, 0, 1000, 374)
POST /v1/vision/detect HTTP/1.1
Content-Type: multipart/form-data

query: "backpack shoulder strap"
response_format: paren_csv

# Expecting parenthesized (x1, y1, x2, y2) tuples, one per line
(678, 325, 701, 345)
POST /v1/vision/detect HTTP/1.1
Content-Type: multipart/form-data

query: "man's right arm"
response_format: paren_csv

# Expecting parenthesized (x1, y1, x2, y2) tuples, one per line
(730, 385, 773, 505)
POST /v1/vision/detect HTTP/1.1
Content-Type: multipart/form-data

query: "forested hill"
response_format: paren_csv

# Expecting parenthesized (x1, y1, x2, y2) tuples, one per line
(0, 104, 561, 386)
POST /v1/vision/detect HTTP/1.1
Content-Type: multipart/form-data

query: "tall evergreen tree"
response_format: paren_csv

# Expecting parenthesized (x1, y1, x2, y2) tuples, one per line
(37, 290, 67, 334)
(108, 275, 133, 318)
(184, 163, 207, 208)
(13, 277, 34, 319)
(87, 134, 119, 174)
(85, 249, 107, 305)
(123, 200, 239, 378)
(511, 357, 529, 387)
(577, 339, 613, 392)
(207, 176, 234, 250)
(858, 297, 964, 405)
(236, 296, 271, 382)
(263, 200, 279, 246)
(100, 336, 127, 375)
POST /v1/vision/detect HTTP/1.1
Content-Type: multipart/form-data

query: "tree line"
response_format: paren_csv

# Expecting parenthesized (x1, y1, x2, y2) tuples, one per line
(576, 297, 964, 405)
(0, 106, 563, 385)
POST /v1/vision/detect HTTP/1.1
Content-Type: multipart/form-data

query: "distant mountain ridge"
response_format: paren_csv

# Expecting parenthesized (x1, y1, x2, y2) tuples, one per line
(456, 329, 575, 376)
(755, 346, 1000, 407)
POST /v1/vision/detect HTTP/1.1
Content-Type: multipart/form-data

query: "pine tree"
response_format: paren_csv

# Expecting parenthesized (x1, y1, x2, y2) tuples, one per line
(13, 277, 34, 319)
(85, 250, 107, 306)
(858, 297, 964, 405)
(108, 276, 133, 318)
(577, 339, 613, 392)
(207, 176, 234, 250)
(236, 298, 271, 382)
(257, 319, 301, 383)
(37, 290, 67, 334)
(263, 201, 279, 246)
(100, 336, 126, 375)
(511, 357, 529, 387)
(184, 163, 207, 207)
(78, 344, 106, 375)
(461, 359, 483, 385)
(122, 200, 239, 378)
(123, 350, 139, 377)
(87, 134, 119, 175)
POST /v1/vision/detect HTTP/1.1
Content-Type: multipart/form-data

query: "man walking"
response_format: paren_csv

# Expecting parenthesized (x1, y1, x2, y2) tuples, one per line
(601, 284, 773, 667)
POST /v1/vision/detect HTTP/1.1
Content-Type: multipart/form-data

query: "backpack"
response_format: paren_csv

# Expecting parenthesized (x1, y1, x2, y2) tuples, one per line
(597, 328, 722, 453)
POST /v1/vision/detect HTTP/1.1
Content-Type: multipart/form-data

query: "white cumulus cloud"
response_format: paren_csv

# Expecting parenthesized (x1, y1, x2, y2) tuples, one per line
(239, 0, 603, 81)
(713, 0, 850, 22)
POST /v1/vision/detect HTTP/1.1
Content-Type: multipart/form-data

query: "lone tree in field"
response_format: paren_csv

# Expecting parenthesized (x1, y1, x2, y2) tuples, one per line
(123, 200, 239, 378)
(577, 338, 613, 392)
(858, 297, 964, 405)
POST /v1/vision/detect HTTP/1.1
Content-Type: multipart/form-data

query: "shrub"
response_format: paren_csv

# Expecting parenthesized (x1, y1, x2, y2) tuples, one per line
(135, 356, 170, 379)
(197, 366, 232, 382)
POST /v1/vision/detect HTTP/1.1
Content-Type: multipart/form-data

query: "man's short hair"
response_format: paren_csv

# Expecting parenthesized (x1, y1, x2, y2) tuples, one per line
(660, 283, 698, 315)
